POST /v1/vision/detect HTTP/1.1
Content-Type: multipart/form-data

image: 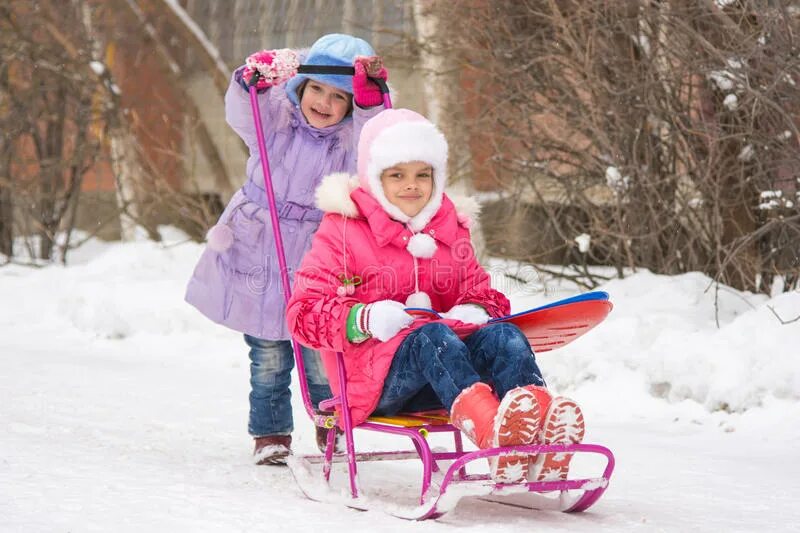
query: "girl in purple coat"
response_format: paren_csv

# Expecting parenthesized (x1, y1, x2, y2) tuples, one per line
(185, 34, 387, 464)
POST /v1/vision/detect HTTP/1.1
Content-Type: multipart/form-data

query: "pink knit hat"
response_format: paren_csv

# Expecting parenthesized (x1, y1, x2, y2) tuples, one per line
(357, 109, 449, 232)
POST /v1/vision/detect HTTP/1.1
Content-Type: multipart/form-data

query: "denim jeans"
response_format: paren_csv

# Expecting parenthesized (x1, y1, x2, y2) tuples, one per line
(244, 335, 332, 436)
(373, 322, 546, 416)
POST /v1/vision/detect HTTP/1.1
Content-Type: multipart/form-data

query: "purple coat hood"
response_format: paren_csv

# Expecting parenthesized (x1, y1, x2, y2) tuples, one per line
(185, 72, 382, 339)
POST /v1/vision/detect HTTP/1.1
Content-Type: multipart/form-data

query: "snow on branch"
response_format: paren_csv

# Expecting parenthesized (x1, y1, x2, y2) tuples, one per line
(161, 0, 229, 86)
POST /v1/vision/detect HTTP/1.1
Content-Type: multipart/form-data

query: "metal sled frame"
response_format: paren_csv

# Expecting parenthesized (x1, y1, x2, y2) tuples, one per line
(291, 349, 615, 520)
(246, 68, 614, 520)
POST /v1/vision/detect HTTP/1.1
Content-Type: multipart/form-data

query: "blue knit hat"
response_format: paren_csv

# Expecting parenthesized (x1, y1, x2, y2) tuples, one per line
(285, 33, 375, 105)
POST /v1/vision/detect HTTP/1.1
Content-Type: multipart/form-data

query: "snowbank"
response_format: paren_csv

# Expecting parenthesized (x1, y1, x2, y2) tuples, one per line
(507, 270, 799, 417)
(2, 228, 797, 420)
(2, 228, 799, 531)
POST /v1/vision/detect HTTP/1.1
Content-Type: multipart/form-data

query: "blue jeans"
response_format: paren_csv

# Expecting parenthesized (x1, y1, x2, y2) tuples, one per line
(244, 335, 332, 436)
(374, 322, 546, 416)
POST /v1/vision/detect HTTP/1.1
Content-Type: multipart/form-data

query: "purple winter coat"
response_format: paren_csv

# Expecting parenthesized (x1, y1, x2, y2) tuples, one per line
(185, 72, 382, 339)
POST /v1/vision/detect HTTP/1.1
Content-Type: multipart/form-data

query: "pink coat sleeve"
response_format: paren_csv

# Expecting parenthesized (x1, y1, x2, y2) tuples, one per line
(453, 230, 511, 319)
(287, 215, 359, 352)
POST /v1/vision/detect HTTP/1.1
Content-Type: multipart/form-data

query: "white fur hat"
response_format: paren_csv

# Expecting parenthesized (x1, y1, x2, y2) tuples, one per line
(356, 109, 448, 232)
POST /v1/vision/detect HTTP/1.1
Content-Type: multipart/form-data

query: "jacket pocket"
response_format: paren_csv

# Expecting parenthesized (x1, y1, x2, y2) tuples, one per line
(222, 206, 268, 327)
(227, 206, 266, 275)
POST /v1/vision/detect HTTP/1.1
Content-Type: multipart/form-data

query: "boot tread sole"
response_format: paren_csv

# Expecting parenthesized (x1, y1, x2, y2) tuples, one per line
(491, 388, 542, 483)
(529, 397, 585, 482)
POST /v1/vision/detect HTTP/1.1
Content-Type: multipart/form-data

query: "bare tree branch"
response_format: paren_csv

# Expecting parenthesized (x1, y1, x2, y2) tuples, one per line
(432, 0, 800, 295)
(767, 305, 800, 325)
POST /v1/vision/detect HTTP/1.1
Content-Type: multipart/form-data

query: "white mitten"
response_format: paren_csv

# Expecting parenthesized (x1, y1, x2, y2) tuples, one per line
(441, 304, 490, 325)
(362, 300, 414, 342)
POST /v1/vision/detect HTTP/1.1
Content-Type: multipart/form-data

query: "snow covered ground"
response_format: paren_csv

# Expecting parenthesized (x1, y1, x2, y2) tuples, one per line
(2, 228, 799, 532)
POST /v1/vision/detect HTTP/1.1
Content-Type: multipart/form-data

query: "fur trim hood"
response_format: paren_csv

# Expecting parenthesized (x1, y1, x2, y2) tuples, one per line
(315, 171, 481, 310)
(315, 171, 480, 225)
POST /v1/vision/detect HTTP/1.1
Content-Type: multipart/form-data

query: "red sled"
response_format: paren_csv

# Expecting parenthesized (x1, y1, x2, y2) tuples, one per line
(492, 291, 612, 352)
(407, 291, 612, 353)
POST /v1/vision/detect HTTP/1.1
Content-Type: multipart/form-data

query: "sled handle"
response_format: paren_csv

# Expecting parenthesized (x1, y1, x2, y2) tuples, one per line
(244, 64, 392, 422)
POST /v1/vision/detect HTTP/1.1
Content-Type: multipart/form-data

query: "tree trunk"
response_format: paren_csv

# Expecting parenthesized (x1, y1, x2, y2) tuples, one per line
(122, 0, 237, 197)
(342, 0, 356, 35)
(150, 0, 230, 94)
(412, 0, 486, 258)
(108, 128, 143, 242)
(36, 79, 69, 261)
(0, 63, 12, 258)
(0, 188, 11, 258)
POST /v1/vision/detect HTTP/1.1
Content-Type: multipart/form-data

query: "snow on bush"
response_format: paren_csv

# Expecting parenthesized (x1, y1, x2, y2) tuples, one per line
(605, 166, 630, 194)
(507, 270, 799, 417)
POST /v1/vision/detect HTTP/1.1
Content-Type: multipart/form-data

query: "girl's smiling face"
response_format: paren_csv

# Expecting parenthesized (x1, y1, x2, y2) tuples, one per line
(380, 161, 434, 217)
(299, 80, 351, 128)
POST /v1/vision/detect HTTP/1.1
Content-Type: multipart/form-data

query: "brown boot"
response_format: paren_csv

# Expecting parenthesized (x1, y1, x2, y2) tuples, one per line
(315, 425, 345, 454)
(253, 435, 291, 465)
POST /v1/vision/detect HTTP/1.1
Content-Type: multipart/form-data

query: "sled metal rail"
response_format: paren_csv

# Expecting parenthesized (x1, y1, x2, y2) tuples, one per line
(291, 421, 615, 520)
(296, 389, 615, 520)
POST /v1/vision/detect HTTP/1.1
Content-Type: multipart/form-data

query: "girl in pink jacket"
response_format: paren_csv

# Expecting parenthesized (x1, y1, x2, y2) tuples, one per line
(287, 109, 585, 483)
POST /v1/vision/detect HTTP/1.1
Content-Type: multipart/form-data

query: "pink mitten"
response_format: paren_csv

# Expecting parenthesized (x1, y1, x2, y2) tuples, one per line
(441, 304, 490, 325)
(242, 48, 299, 89)
(352, 56, 388, 107)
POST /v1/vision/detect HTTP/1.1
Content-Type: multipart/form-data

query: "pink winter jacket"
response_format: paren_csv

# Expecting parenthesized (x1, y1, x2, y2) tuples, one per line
(286, 185, 511, 427)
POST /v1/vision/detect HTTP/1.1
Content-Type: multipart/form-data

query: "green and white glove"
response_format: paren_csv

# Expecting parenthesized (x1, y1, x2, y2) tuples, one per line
(347, 300, 414, 343)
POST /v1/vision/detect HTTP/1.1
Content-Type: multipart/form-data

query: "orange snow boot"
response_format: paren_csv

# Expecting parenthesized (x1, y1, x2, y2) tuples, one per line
(450, 382, 498, 448)
(450, 383, 541, 482)
(525, 389, 585, 482)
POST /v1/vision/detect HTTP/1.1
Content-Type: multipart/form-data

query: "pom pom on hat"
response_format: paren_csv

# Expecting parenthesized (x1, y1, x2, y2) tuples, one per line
(206, 224, 234, 252)
(405, 291, 432, 309)
(406, 232, 437, 258)
(403, 233, 436, 310)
